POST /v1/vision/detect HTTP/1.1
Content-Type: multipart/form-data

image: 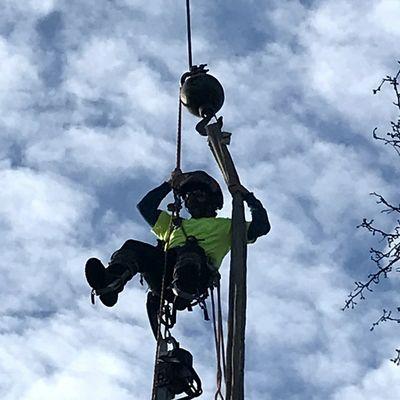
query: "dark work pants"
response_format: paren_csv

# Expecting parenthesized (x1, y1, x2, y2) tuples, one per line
(117, 239, 176, 294)
(116, 239, 178, 338)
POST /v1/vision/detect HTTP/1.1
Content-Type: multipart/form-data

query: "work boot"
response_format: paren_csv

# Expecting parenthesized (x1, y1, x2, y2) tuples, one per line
(85, 254, 137, 307)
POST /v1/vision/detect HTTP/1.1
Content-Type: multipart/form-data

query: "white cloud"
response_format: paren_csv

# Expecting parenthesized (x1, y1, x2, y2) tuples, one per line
(64, 38, 134, 99)
(0, 168, 96, 312)
(333, 362, 400, 400)
(0, 39, 40, 130)
(299, 0, 400, 129)
(25, 125, 174, 181)
(0, 304, 154, 400)
(3, 0, 56, 17)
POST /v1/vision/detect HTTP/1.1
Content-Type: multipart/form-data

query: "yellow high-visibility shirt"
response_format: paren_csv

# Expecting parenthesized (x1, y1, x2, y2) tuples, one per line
(151, 211, 252, 268)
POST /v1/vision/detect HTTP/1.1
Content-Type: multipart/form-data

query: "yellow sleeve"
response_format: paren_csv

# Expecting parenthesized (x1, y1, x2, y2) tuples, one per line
(151, 211, 172, 241)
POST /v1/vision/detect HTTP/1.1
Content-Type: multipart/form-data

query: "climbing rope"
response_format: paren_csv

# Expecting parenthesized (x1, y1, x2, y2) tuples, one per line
(151, 81, 185, 400)
(211, 284, 227, 400)
(185, 0, 193, 70)
(151, 89, 185, 400)
(174, 0, 191, 174)
(151, 217, 175, 400)
(176, 89, 183, 172)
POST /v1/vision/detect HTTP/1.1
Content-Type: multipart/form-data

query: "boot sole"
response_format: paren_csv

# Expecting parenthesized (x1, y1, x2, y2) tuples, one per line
(85, 258, 119, 307)
(100, 293, 118, 307)
(85, 258, 106, 290)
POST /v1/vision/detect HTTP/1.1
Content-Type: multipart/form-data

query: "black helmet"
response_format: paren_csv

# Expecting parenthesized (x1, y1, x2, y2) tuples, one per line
(177, 171, 223, 210)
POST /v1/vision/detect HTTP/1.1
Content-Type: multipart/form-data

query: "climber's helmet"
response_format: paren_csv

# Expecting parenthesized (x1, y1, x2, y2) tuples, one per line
(177, 171, 223, 216)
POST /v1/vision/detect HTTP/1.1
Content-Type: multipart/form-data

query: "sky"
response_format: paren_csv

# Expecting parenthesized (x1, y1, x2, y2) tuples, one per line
(1, 0, 400, 399)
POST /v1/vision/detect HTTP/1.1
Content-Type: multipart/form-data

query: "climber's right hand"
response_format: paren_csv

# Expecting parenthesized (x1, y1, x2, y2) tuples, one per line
(169, 169, 186, 189)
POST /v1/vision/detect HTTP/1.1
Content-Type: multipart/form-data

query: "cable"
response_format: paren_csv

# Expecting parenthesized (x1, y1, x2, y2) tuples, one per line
(211, 286, 225, 400)
(185, 0, 193, 69)
(176, 89, 183, 172)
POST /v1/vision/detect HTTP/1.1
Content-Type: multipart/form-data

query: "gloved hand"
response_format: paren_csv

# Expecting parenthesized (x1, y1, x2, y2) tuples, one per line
(169, 169, 187, 190)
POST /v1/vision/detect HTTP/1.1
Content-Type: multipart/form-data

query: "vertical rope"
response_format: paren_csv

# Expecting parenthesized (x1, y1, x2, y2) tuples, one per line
(225, 274, 234, 399)
(151, 24, 187, 395)
(217, 283, 227, 380)
(185, 0, 193, 69)
(176, 91, 183, 171)
(151, 220, 174, 400)
(151, 78, 185, 400)
(211, 288, 225, 400)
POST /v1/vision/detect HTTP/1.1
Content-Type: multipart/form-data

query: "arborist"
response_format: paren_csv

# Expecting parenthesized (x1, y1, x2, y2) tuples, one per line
(84, 169, 270, 336)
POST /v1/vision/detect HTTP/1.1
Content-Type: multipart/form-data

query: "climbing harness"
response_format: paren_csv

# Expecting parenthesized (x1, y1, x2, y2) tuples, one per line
(172, 237, 208, 300)
(170, 221, 220, 325)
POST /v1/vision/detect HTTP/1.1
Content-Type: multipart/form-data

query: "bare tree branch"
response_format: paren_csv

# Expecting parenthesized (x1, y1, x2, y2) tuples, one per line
(370, 308, 400, 331)
(343, 63, 400, 335)
(391, 349, 400, 366)
(370, 192, 400, 215)
(342, 258, 398, 310)
(372, 61, 400, 155)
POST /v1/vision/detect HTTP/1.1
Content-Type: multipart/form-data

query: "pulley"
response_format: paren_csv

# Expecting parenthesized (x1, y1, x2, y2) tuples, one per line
(180, 65, 225, 118)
